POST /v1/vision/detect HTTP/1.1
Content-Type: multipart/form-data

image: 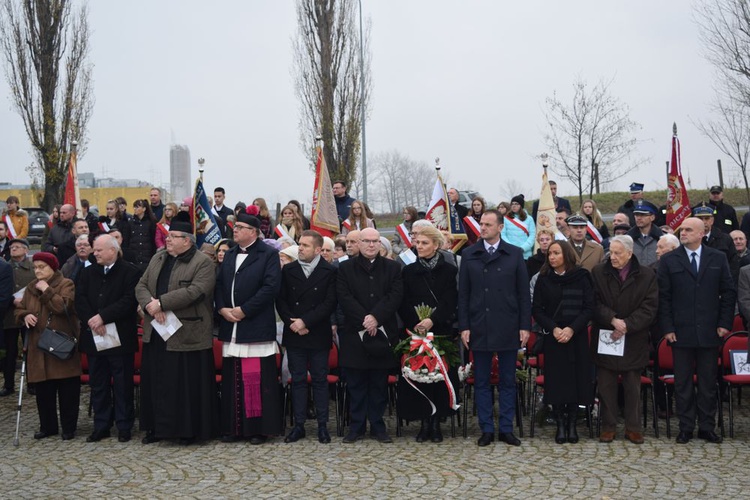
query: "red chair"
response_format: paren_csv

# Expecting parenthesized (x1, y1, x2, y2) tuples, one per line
(463, 351, 524, 438)
(654, 337, 719, 438)
(283, 344, 344, 437)
(720, 331, 750, 438)
(732, 314, 745, 333)
(133, 336, 143, 416)
(529, 352, 593, 439)
(212, 338, 223, 387)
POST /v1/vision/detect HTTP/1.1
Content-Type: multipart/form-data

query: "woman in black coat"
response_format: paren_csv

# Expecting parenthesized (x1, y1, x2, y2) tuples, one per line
(532, 240, 595, 444)
(126, 199, 157, 273)
(398, 224, 458, 443)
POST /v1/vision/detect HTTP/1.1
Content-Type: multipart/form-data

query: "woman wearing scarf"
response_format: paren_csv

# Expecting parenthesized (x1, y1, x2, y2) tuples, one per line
(501, 194, 536, 259)
(155, 202, 178, 250)
(273, 204, 304, 243)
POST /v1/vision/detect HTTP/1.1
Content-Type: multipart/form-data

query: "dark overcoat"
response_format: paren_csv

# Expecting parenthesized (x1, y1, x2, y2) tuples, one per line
(277, 258, 337, 351)
(215, 241, 280, 344)
(532, 267, 595, 405)
(657, 244, 736, 348)
(398, 254, 457, 337)
(590, 256, 658, 371)
(457, 240, 531, 352)
(336, 255, 403, 369)
(75, 258, 141, 355)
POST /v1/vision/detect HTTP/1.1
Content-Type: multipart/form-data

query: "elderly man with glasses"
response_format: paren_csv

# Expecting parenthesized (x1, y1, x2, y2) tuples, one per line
(337, 227, 403, 443)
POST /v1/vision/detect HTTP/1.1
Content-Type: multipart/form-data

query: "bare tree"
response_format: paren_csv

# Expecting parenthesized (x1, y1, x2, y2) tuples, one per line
(293, 0, 371, 188)
(543, 77, 643, 206)
(0, 0, 94, 210)
(695, 0, 750, 107)
(696, 89, 750, 204)
(498, 179, 529, 204)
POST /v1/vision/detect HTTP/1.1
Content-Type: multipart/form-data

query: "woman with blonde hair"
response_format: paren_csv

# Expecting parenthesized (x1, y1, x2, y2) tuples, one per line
(580, 199, 609, 245)
(341, 200, 374, 235)
(274, 204, 304, 243)
(155, 202, 179, 249)
(252, 198, 273, 239)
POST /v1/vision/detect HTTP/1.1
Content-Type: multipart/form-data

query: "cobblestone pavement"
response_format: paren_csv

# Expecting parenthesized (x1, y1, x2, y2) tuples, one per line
(1, 381, 749, 499)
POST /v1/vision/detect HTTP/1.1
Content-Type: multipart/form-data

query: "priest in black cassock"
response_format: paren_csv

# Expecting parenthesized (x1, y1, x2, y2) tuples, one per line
(135, 212, 218, 444)
(215, 213, 282, 444)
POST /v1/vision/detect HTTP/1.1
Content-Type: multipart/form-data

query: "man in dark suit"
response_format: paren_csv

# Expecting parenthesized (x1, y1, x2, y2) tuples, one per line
(337, 227, 403, 443)
(458, 209, 531, 447)
(76, 234, 141, 443)
(657, 216, 736, 444)
(448, 188, 469, 221)
(212, 187, 234, 222)
(277, 230, 338, 444)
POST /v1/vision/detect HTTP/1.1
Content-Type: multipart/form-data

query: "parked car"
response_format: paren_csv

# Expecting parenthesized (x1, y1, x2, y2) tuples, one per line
(24, 207, 50, 244)
(457, 190, 481, 210)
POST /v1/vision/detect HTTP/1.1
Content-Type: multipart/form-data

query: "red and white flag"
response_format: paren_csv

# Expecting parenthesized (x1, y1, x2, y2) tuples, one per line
(341, 219, 352, 232)
(396, 223, 412, 248)
(666, 123, 691, 231)
(310, 144, 340, 237)
(63, 146, 82, 217)
(424, 170, 467, 253)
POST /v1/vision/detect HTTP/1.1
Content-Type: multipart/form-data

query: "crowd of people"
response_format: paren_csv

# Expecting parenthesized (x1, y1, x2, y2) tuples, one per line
(0, 178, 746, 448)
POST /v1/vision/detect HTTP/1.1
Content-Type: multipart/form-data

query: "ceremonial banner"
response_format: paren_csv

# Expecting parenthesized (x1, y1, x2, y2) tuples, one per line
(63, 147, 82, 217)
(534, 166, 560, 251)
(310, 145, 340, 237)
(666, 124, 691, 231)
(194, 178, 222, 247)
(425, 171, 467, 253)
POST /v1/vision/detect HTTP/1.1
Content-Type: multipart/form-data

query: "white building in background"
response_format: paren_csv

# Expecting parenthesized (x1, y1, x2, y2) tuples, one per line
(170, 144, 191, 202)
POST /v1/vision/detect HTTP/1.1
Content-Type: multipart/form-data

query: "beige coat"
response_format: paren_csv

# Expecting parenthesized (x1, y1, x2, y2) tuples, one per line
(570, 239, 605, 272)
(14, 272, 81, 383)
(135, 246, 216, 351)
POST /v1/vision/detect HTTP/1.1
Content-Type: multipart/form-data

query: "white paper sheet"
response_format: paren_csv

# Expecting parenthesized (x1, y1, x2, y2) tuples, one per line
(597, 329, 625, 357)
(150, 311, 182, 341)
(13, 287, 25, 300)
(94, 323, 122, 351)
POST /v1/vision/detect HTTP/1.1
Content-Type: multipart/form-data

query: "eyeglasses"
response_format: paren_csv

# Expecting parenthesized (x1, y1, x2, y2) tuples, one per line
(234, 225, 253, 231)
(360, 239, 380, 245)
(166, 234, 188, 240)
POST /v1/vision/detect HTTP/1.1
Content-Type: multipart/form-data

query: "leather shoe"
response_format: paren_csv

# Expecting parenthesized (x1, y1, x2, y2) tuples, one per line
(0, 387, 14, 397)
(675, 431, 693, 444)
(697, 430, 723, 444)
(477, 432, 495, 447)
(61, 432, 75, 441)
(373, 432, 393, 443)
(86, 428, 111, 443)
(624, 430, 644, 444)
(34, 430, 57, 440)
(249, 435, 267, 445)
(498, 432, 521, 447)
(141, 431, 161, 445)
(599, 431, 615, 443)
(118, 431, 131, 443)
(342, 432, 365, 443)
(284, 426, 306, 443)
(317, 427, 331, 444)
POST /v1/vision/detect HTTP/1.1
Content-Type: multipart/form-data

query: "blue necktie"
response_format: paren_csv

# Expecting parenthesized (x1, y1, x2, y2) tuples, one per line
(488, 246, 495, 255)
(690, 252, 698, 276)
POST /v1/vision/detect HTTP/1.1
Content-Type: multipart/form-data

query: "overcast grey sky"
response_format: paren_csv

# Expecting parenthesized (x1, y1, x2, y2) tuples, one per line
(0, 1, 728, 210)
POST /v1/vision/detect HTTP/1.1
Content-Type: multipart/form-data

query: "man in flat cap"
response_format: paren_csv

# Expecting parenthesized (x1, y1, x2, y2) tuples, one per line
(618, 183, 645, 227)
(626, 200, 663, 268)
(567, 214, 604, 272)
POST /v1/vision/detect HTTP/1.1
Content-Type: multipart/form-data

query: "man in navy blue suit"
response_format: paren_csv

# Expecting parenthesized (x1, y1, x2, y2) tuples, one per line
(458, 209, 531, 447)
(658, 214, 736, 444)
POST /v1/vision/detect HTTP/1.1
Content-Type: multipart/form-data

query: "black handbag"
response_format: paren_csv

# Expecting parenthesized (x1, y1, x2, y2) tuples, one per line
(37, 304, 77, 361)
